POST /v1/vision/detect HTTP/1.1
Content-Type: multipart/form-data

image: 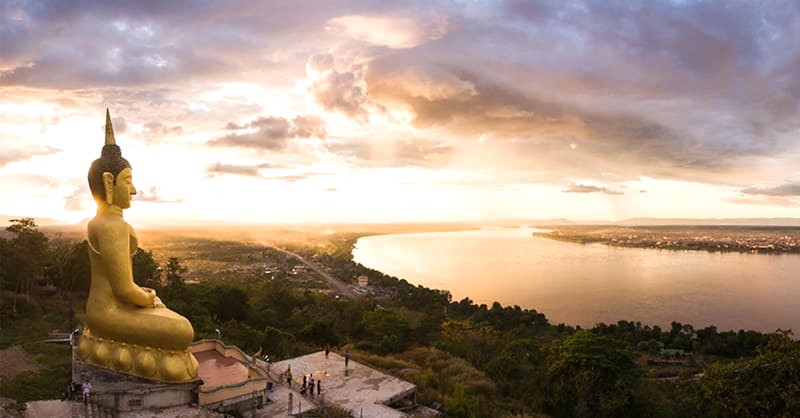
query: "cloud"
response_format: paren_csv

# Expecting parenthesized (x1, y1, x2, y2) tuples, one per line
(370, 65, 476, 101)
(112, 117, 127, 133)
(205, 162, 289, 178)
(0, 1, 329, 88)
(206, 162, 267, 177)
(726, 196, 800, 207)
(292, 115, 327, 138)
(209, 115, 326, 150)
(2, 0, 799, 191)
(63, 185, 89, 211)
(0, 146, 59, 167)
(142, 121, 182, 142)
(270, 174, 314, 182)
(324, 0, 800, 182)
(363, 58, 790, 181)
(326, 137, 452, 168)
(741, 182, 800, 197)
(135, 187, 183, 203)
(305, 53, 385, 122)
(325, 12, 448, 49)
(562, 183, 623, 195)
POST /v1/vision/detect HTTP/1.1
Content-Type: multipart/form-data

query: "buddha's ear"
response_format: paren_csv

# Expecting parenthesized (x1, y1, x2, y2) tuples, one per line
(102, 172, 114, 205)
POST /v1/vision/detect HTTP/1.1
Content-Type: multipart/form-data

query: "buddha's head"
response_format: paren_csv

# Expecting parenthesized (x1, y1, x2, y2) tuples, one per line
(88, 110, 136, 209)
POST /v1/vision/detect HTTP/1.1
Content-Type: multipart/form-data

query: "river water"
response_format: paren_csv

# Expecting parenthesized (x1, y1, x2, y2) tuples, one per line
(352, 228, 800, 333)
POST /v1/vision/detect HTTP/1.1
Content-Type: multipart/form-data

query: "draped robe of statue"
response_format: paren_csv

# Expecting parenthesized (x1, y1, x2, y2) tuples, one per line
(77, 110, 199, 382)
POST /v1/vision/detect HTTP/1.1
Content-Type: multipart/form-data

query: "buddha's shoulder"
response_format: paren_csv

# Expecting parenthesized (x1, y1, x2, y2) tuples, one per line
(88, 216, 132, 236)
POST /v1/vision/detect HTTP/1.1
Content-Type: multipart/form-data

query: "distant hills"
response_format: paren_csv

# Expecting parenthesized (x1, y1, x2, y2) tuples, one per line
(1, 214, 799, 233)
(483, 218, 800, 227)
(613, 218, 800, 226)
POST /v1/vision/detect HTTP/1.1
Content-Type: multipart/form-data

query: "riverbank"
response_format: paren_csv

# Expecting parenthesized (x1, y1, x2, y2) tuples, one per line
(533, 225, 800, 254)
(352, 228, 800, 333)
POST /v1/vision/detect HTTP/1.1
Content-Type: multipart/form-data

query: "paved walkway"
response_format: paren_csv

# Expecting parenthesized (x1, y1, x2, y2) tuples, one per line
(272, 351, 416, 418)
(22, 400, 71, 418)
(258, 384, 317, 417)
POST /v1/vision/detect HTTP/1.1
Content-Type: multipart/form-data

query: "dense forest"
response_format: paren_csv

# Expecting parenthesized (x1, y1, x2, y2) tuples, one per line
(1, 218, 798, 417)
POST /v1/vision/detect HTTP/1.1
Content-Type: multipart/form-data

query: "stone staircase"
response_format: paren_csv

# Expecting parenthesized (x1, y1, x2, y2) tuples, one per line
(66, 400, 115, 418)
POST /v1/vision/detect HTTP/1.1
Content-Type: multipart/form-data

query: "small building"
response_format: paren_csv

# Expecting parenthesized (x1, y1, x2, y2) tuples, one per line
(357, 275, 369, 289)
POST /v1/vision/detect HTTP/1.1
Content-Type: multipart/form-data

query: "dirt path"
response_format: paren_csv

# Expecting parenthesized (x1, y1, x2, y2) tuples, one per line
(0, 346, 41, 380)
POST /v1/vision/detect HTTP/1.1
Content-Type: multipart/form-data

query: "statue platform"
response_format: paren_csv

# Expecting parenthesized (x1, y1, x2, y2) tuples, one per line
(73, 339, 202, 417)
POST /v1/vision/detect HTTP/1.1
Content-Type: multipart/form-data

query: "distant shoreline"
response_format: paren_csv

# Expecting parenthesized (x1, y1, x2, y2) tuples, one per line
(352, 228, 800, 335)
(533, 226, 800, 255)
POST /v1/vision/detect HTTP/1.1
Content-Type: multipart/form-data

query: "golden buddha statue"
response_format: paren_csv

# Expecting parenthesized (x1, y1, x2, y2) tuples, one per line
(77, 110, 199, 382)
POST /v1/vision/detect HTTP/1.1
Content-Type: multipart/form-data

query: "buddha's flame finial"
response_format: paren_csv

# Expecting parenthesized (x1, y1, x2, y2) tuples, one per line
(105, 108, 116, 145)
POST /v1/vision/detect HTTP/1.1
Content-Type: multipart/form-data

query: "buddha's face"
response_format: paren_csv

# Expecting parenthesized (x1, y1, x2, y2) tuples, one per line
(109, 167, 137, 209)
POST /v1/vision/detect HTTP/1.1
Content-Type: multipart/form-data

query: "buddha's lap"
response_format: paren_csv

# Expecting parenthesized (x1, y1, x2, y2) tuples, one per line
(89, 306, 194, 349)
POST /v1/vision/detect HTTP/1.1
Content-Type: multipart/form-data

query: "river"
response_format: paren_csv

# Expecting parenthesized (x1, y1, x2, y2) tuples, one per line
(352, 228, 800, 333)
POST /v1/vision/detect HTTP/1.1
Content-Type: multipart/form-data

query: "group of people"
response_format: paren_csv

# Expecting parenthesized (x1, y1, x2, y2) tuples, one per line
(324, 346, 350, 368)
(299, 374, 322, 396)
(63, 380, 91, 404)
(281, 346, 357, 405)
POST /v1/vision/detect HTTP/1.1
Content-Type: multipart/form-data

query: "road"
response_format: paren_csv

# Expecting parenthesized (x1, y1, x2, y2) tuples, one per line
(268, 246, 361, 300)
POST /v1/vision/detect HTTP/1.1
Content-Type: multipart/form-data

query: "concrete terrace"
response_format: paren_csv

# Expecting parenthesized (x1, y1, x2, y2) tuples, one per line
(259, 384, 317, 417)
(272, 351, 417, 418)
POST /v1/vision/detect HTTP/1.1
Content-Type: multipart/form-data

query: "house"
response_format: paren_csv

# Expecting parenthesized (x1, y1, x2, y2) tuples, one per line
(357, 275, 369, 289)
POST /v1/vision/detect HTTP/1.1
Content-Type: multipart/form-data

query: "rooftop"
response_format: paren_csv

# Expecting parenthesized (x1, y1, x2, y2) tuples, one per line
(190, 340, 269, 407)
(272, 351, 416, 418)
(195, 349, 250, 389)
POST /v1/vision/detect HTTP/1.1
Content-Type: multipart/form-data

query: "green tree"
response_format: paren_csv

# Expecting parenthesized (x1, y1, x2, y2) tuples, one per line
(63, 240, 91, 297)
(487, 338, 545, 404)
(263, 326, 296, 360)
(546, 330, 641, 418)
(212, 286, 250, 322)
(363, 308, 411, 354)
(132, 248, 161, 289)
(164, 257, 186, 287)
(2, 218, 49, 312)
(439, 319, 503, 366)
(698, 331, 800, 417)
(445, 385, 478, 418)
(47, 233, 74, 294)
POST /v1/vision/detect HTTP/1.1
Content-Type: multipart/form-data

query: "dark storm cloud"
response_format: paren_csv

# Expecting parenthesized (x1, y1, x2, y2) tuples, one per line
(741, 182, 800, 197)
(0, 0, 345, 87)
(347, 0, 800, 181)
(209, 115, 326, 150)
(369, 69, 739, 177)
(562, 183, 623, 196)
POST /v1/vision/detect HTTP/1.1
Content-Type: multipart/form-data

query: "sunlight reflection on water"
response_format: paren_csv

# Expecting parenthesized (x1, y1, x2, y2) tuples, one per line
(353, 228, 800, 332)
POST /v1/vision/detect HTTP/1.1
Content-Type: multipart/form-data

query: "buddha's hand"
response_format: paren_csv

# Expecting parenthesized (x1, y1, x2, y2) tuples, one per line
(140, 286, 157, 296)
(152, 295, 165, 308)
(141, 288, 164, 308)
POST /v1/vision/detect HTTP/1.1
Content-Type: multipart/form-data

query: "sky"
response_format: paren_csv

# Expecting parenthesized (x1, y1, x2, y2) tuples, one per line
(1, 0, 799, 225)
